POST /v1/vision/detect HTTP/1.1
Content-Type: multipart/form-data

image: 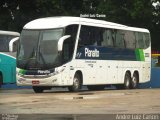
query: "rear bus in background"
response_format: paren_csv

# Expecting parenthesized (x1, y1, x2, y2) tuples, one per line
(16, 17, 151, 93)
(0, 30, 20, 87)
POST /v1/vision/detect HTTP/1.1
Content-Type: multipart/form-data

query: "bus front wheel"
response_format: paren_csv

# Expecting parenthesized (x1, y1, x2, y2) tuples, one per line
(33, 86, 44, 93)
(68, 74, 82, 92)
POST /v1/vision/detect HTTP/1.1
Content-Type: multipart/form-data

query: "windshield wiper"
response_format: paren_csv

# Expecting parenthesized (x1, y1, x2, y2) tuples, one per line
(38, 50, 47, 67)
(24, 48, 36, 69)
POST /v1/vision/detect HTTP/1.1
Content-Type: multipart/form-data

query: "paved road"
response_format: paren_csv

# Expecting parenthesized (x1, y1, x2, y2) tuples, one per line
(0, 88, 160, 119)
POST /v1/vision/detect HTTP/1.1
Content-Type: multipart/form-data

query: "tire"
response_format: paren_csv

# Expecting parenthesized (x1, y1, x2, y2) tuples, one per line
(87, 85, 105, 91)
(124, 72, 132, 89)
(131, 73, 139, 89)
(68, 74, 82, 92)
(33, 86, 44, 93)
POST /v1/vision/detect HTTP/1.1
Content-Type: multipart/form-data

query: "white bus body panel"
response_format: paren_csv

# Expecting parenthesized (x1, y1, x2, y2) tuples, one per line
(17, 16, 151, 87)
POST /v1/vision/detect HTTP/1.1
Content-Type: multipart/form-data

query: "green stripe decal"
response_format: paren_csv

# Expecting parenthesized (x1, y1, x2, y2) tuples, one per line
(135, 49, 145, 61)
(19, 69, 26, 75)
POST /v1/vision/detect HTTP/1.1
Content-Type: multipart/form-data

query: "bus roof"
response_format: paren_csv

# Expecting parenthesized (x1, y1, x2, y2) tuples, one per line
(23, 16, 149, 33)
(0, 30, 20, 36)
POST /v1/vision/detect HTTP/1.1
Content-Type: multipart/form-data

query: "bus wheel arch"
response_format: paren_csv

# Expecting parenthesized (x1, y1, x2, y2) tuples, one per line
(68, 70, 83, 92)
(131, 71, 139, 89)
(0, 72, 3, 87)
(75, 70, 83, 85)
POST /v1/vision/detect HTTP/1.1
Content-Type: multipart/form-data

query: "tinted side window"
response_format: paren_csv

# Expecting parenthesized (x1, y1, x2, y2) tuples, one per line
(0, 35, 16, 52)
(102, 29, 114, 47)
(124, 31, 136, 49)
(63, 25, 78, 63)
(79, 26, 103, 46)
(143, 33, 150, 49)
(115, 30, 125, 48)
(135, 32, 150, 49)
(135, 32, 143, 48)
(138, 32, 144, 48)
(79, 26, 90, 46)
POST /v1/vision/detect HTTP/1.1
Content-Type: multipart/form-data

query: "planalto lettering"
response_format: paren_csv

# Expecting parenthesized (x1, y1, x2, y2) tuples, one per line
(38, 70, 50, 74)
(85, 48, 99, 58)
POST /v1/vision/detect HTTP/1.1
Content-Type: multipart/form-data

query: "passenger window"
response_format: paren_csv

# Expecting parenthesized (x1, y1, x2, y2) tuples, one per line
(143, 33, 150, 49)
(102, 29, 114, 47)
(115, 30, 125, 48)
(79, 26, 89, 46)
(124, 31, 136, 49)
(135, 32, 144, 48)
(79, 26, 103, 46)
(63, 25, 78, 63)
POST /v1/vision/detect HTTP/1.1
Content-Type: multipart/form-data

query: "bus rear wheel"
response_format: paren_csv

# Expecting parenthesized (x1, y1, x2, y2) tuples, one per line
(33, 86, 44, 93)
(124, 72, 132, 89)
(131, 73, 139, 89)
(68, 74, 82, 92)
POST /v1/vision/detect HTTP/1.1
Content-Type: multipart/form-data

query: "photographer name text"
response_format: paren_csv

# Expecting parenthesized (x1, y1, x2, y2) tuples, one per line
(80, 14, 106, 18)
(116, 114, 159, 120)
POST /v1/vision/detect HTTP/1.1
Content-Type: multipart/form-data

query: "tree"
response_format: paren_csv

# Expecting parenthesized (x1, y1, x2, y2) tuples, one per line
(0, 0, 160, 50)
(0, 0, 15, 30)
(151, 0, 160, 50)
(97, 0, 159, 50)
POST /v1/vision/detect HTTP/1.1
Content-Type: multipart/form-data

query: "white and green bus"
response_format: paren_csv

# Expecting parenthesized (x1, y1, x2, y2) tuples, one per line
(0, 30, 20, 87)
(16, 17, 151, 93)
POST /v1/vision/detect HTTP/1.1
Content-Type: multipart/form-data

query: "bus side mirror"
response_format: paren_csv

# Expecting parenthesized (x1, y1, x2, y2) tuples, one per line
(9, 37, 19, 52)
(58, 35, 71, 52)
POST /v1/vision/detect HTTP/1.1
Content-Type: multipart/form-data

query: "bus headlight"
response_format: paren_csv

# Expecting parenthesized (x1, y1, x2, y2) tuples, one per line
(50, 67, 65, 76)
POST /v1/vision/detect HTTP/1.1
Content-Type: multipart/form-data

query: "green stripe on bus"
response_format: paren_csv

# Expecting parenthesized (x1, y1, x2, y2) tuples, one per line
(19, 69, 26, 75)
(135, 49, 145, 61)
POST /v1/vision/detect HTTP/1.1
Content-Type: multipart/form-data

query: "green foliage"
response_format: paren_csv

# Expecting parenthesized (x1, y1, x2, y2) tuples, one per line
(0, 0, 160, 49)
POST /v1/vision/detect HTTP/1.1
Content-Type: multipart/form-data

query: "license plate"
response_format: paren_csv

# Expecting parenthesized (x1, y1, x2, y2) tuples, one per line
(32, 80, 40, 84)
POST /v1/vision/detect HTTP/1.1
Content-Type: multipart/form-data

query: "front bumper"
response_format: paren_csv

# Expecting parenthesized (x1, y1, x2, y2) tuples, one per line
(16, 74, 62, 86)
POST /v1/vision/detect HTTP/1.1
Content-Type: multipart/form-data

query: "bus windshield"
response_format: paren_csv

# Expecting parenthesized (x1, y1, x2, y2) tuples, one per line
(17, 29, 63, 70)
